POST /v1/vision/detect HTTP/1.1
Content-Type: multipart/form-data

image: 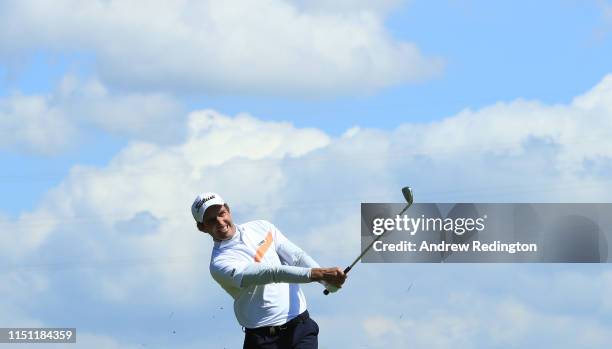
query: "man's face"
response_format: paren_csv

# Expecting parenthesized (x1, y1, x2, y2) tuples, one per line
(198, 204, 236, 241)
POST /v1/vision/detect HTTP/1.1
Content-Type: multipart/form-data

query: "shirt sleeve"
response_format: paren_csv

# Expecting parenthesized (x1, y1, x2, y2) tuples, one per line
(210, 258, 249, 289)
(239, 263, 311, 287)
(211, 254, 312, 288)
(271, 222, 320, 268)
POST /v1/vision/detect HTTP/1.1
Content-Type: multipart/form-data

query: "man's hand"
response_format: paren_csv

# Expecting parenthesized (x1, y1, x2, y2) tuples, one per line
(310, 267, 347, 288)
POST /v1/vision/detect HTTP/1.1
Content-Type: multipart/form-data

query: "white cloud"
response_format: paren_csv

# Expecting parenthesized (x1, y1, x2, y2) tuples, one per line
(0, 75, 184, 154)
(362, 315, 403, 338)
(0, 0, 442, 96)
(382, 74, 612, 202)
(0, 210, 61, 263)
(61, 76, 185, 142)
(2, 74, 612, 347)
(290, 0, 404, 15)
(311, 267, 612, 349)
(0, 93, 78, 154)
(355, 296, 612, 349)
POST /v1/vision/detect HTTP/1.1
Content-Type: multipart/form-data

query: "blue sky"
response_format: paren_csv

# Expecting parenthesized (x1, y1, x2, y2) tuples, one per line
(2, 1, 612, 348)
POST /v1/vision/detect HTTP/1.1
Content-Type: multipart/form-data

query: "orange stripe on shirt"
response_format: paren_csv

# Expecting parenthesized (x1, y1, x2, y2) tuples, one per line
(254, 231, 273, 262)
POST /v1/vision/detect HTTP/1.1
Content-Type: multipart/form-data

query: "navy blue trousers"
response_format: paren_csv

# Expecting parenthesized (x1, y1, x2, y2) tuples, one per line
(243, 311, 319, 349)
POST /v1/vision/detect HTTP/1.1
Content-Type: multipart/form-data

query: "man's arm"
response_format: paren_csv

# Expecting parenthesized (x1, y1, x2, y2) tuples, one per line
(221, 221, 346, 290)
(271, 223, 346, 291)
(239, 263, 346, 289)
(240, 264, 311, 286)
(212, 255, 345, 290)
(275, 238, 345, 292)
(276, 238, 319, 268)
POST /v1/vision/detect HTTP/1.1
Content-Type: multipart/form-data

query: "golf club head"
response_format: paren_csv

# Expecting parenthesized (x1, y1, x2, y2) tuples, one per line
(402, 186, 414, 206)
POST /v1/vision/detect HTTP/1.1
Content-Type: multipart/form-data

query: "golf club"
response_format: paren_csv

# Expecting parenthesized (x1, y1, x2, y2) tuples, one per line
(324, 186, 414, 295)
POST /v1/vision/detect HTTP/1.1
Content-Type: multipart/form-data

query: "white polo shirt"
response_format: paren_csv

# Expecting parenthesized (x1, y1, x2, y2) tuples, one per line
(209, 220, 309, 328)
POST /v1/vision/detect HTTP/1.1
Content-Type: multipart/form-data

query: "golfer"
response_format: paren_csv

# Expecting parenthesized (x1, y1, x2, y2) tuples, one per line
(191, 192, 346, 349)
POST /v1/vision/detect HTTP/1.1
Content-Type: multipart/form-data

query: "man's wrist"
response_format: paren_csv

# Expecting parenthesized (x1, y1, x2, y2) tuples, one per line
(310, 268, 321, 281)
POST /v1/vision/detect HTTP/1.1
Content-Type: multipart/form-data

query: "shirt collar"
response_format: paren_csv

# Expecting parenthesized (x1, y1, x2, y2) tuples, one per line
(214, 224, 242, 248)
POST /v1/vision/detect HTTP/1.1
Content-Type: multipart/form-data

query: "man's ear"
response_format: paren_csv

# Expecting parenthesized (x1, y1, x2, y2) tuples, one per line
(196, 222, 207, 233)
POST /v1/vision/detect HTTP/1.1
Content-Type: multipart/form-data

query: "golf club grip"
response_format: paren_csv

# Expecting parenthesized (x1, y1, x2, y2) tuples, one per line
(322, 266, 352, 295)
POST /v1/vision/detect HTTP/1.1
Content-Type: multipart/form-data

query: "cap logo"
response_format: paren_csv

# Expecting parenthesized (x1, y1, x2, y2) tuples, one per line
(195, 195, 216, 210)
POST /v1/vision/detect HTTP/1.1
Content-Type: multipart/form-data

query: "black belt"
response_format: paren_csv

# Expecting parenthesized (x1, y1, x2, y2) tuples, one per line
(245, 310, 310, 336)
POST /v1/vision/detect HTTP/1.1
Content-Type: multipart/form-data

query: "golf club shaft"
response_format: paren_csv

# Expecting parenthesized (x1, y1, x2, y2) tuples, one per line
(345, 204, 410, 271)
(323, 203, 412, 295)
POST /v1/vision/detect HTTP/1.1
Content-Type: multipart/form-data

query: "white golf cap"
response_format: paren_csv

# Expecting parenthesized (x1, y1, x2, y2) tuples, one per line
(191, 192, 225, 223)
